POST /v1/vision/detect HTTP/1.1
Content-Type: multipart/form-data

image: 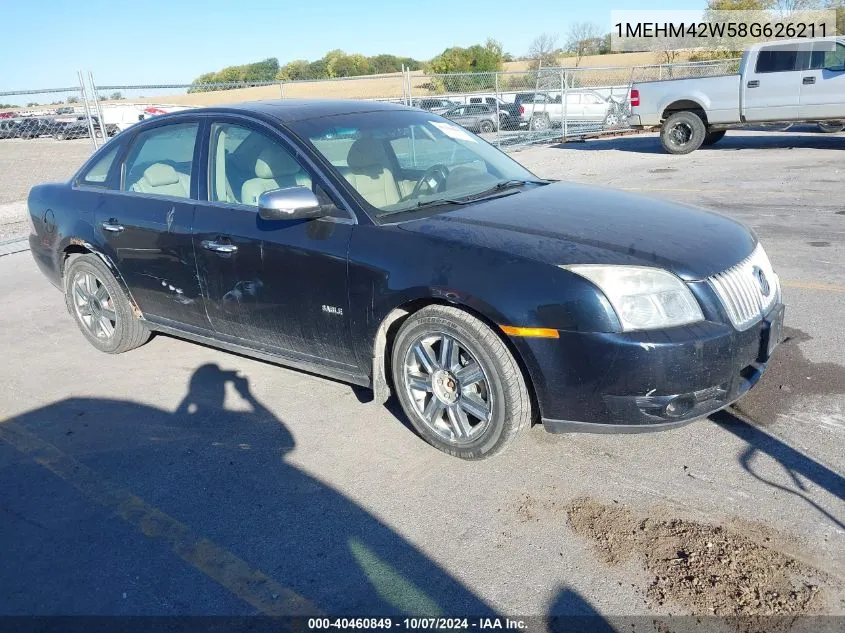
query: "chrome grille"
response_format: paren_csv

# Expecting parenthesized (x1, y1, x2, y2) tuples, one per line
(708, 244, 780, 330)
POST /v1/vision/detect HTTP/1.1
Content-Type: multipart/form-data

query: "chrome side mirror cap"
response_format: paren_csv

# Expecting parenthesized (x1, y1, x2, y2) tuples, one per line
(258, 186, 324, 221)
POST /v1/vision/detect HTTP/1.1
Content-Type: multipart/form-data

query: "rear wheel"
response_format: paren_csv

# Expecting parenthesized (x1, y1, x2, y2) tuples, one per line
(64, 254, 150, 354)
(529, 113, 550, 131)
(390, 305, 532, 459)
(479, 119, 495, 134)
(702, 129, 726, 146)
(660, 111, 707, 154)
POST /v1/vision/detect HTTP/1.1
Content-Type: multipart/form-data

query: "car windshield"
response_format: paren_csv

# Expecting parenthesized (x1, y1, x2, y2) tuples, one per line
(289, 109, 540, 217)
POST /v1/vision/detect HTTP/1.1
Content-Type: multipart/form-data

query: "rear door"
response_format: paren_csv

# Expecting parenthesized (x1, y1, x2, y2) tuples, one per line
(192, 116, 358, 368)
(800, 40, 845, 119)
(742, 43, 804, 121)
(93, 120, 210, 329)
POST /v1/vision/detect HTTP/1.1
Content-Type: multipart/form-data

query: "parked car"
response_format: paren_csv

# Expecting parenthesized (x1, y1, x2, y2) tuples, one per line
(28, 100, 783, 459)
(53, 116, 119, 140)
(412, 98, 460, 114)
(15, 117, 55, 139)
(514, 91, 624, 130)
(467, 96, 522, 130)
(0, 120, 20, 139)
(442, 103, 500, 133)
(628, 36, 845, 153)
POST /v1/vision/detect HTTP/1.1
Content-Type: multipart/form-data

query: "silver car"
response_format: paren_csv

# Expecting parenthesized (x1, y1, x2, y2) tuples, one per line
(442, 104, 499, 133)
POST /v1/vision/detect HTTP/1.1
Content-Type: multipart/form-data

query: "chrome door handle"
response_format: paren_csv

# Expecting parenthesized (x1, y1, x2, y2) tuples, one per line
(101, 221, 124, 233)
(201, 240, 238, 254)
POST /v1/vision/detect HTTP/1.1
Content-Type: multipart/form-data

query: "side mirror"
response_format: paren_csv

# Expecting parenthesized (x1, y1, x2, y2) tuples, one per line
(258, 186, 324, 221)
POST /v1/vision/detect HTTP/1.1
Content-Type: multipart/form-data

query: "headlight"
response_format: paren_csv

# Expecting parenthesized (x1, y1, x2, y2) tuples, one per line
(561, 265, 704, 331)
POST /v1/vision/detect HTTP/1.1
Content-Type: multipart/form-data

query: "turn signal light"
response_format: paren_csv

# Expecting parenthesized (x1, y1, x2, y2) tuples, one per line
(500, 325, 559, 339)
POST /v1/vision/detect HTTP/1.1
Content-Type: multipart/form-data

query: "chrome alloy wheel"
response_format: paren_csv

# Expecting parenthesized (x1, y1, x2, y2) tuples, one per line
(71, 271, 116, 340)
(403, 332, 493, 445)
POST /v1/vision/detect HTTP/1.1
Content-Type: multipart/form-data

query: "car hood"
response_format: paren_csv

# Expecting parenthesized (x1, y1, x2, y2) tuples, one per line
(397, 181, 756, 281)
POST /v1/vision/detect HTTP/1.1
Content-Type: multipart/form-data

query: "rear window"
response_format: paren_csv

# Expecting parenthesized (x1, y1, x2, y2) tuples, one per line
(79, 142, 121, 187)
(755, 46, 799, 73)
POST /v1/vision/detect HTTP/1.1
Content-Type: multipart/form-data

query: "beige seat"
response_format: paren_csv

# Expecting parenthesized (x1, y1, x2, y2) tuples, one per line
(130, 163, 190, 198)
(241, 148, 311, 206)
(343, 138, 401, 208)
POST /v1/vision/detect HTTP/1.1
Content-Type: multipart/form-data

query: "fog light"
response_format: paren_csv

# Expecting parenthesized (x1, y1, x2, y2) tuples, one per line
(663, 396, 694, 418)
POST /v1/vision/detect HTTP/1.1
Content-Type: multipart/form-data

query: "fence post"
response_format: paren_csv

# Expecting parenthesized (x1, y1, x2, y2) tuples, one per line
(88, 71, 108, 143)
(562, 70, 568, 140)
(77, 71, 98, 151)
(494, 72, 501, 146)
(279, 81, 284, 99)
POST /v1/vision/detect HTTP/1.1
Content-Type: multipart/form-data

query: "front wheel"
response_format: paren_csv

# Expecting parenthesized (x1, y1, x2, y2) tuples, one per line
(64, 254, 150, 354)
(817, 121, 844, 133)
(390, 305, 532, 459)
(660, 111, 706, 154)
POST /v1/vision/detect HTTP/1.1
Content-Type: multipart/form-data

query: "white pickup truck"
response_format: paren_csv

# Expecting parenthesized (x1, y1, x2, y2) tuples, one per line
(628, 37, 845, 153)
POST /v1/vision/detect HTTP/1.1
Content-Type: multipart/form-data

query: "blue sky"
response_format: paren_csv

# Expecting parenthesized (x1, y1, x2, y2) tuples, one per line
(1, 0, 701, 90)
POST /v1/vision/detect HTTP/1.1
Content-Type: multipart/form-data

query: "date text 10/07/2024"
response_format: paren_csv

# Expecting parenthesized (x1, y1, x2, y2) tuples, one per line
(307, 618, 528, 630)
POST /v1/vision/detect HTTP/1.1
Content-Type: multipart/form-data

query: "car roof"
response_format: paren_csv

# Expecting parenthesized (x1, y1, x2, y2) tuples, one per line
(175, 99, 417, 124)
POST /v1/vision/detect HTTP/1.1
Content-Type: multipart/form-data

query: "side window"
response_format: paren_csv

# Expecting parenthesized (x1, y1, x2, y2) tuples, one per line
(810, 42, 845, 70)
(122, 122, 197, 198)
(79, 143, 120, 187)
(209, 122, 313, 206)
(755, 45, 799, 73)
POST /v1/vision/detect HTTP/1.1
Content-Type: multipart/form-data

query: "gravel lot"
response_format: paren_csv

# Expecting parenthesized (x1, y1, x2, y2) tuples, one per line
(0, 129, 843, 625)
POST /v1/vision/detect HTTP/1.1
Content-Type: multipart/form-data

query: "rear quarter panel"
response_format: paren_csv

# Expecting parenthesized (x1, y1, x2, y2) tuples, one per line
(633, 75, 741, 125)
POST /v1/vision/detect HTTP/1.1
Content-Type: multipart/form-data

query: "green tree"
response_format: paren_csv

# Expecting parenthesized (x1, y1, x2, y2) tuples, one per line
(427, 39, 504, 74)
(66, 96, 79, 104)
(109, 91, 124, 100)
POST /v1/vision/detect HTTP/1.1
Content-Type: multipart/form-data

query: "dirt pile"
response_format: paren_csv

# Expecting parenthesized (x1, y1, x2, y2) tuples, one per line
(567, 498, 830, 617)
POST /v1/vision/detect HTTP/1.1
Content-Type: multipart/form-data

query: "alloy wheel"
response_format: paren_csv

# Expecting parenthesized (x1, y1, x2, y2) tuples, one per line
(71, 271, 116, 340)
(403, 332, 493, 445)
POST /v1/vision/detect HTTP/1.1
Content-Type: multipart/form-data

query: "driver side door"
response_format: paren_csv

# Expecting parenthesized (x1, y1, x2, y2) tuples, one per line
(800, 40, 845, 119)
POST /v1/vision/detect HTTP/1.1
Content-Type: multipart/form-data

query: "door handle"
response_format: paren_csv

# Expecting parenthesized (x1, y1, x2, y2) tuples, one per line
(201, 240, 238, 254)
(101, 220, 124, 233)
(747, 80, 760, 88)
(803, 76, 816, 85)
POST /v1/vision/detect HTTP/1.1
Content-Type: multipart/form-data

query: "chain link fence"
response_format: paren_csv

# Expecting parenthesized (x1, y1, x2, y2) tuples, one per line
(0, 60, 738, 155)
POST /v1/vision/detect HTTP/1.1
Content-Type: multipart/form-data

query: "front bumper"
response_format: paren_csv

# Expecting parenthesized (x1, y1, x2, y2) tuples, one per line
(517, 304, 784, 433)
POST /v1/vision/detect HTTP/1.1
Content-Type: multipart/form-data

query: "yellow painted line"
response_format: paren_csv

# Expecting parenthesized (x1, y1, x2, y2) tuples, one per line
(782, 280, 845, 293)
(0, 422, 320, 620)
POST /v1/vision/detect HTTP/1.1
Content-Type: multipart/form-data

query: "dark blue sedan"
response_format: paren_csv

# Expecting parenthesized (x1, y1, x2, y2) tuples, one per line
(27, 100, 784, 459)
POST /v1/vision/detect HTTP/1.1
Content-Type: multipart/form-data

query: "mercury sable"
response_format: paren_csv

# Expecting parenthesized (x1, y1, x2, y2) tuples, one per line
(28, 100, 784, 459)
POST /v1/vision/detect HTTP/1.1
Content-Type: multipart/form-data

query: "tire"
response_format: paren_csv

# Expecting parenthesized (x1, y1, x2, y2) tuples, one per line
(390, 305, 532, 459)
(56, 133, 66, 141)
(479, 119, 495, 134)
(529, 113, 550, 131)
(660, 111, 707, 154)
(603, 106, 623, 128)
(702, 130, 726, 146)
(817, 121, 845, 133)
(64, 254, 150, 354)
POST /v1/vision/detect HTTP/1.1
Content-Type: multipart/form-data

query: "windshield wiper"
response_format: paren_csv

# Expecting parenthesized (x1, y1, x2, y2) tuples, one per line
(465, 179, 547, 200)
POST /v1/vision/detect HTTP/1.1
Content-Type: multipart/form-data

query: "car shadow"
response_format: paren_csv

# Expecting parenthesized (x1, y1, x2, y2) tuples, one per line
(0, 363, 497, 616)
(712, 408, 845, 532)
(552, 128, 844, 154)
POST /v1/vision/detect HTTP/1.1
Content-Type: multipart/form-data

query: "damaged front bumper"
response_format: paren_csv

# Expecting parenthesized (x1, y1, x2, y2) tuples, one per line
(523, 303, 784, 434)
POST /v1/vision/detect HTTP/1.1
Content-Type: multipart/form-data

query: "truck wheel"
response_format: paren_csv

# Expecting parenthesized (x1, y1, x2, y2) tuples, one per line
(817, 121, 844, 133)
(702, 130, 726, 146)
(479, 119, 495, 134)
(660, 111, 706, 154)
(530, 113, 550, 131)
